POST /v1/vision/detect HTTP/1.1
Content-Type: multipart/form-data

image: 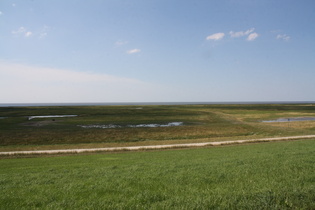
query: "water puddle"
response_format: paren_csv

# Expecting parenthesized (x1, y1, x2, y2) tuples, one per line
(79, 122, 183, 129)
(28, 115, 77, 120)
(131, 107, 143, 110)
(262, 117, 315, 123)
(0, 117, 7, 119)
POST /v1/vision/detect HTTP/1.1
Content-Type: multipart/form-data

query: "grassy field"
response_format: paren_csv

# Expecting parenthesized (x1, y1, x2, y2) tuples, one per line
(1, 104, 315, 151)
(0, 139, 315, 209)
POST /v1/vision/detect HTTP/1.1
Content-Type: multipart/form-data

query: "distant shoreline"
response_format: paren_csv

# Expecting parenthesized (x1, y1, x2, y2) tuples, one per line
(0, 101, 314, 107)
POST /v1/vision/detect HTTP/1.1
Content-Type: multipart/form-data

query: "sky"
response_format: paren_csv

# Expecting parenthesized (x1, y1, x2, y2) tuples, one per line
(1, 0, 315, 103)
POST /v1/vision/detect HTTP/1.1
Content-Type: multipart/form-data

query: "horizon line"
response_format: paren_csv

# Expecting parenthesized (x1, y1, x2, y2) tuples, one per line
(0, 101, 314, 107)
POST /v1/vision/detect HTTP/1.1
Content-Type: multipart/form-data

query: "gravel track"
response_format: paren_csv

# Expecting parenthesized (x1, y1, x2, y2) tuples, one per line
(1, 135, 315, 156)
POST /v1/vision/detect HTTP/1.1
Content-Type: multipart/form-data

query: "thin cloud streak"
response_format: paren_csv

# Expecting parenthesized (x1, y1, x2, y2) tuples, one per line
(277, 34, 290, 41)
(0, 62, 141, 84)
(230, 28, 255, 38)
(0, 61, 178, 103)
(12, 26, 32, 38)
(247, 32, 259, 41)
(206, 33, 225, 41)
(115, 41, 128, 46)
(126, 49, 141, 54)
(25, 31, 32, 37)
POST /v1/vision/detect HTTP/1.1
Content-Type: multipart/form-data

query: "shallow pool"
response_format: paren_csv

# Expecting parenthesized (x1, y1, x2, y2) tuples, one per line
(28, 115, 78, 120)
(262, 117, 315, 123)
(79, 122, 183, 129)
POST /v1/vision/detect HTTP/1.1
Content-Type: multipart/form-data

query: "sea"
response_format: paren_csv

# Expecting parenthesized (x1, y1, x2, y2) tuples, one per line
(0, 101, 314, 107)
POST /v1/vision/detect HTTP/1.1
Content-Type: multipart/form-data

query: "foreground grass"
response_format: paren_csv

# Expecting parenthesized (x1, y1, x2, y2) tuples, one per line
(1, 140, 315, 209)
(1, 104, 315, 151)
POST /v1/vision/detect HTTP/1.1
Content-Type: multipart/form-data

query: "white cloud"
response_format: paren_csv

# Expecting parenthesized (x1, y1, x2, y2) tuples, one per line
(126, 49, 141, 54)
(0, 11, 3, 15)
(12, 27, 33, 38)
(206, 33, 225, 41)
(12, 26, 50, 39)
(229, 28, 259, 41)
(277, 34, 290, 41)
(230, 28, 255, 38)
(0, 61, 174, 103)
(25, 31, 32, 37)
(247, 32, 259, 41)
(115, 40, 128, 46)
(12, 27, 26, 35)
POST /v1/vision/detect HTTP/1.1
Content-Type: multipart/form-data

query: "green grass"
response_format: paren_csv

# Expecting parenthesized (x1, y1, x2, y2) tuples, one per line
(1, 140, 315, 209)
(1, 104, 315, 151)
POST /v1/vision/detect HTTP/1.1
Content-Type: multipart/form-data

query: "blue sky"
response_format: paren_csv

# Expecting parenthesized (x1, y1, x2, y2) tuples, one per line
(1, 0, 315, 103)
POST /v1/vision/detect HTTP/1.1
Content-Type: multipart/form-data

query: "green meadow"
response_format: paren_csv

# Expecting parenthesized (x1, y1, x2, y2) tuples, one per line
(1, 140, 315, 209)
(1, 104, 315, 151)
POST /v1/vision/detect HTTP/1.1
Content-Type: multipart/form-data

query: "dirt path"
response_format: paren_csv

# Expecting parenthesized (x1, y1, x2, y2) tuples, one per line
(1, 135, 315, 156)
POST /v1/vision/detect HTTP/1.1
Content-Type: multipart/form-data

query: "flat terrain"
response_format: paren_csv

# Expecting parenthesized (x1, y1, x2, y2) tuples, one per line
(1, 104, 315, 209)
(1, 140, 315, 209)
(1, 104, 315, 152)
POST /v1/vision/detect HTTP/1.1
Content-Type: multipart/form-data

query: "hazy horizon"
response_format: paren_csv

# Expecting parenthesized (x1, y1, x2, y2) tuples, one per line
(1, 101, 315, 107)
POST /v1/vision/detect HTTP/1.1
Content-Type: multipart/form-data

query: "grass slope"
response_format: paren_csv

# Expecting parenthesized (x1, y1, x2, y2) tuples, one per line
(1, 140, 315, 209)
